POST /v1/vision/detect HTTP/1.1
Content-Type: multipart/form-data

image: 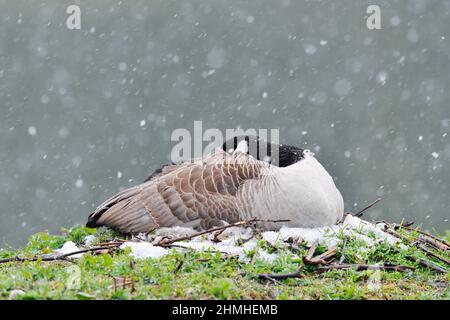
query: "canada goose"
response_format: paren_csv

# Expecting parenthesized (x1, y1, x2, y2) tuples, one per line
(86, 136, 344, 233)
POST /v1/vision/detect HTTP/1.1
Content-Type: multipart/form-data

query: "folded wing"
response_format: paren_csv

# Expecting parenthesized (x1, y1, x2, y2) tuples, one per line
(86, 149, 269, 233)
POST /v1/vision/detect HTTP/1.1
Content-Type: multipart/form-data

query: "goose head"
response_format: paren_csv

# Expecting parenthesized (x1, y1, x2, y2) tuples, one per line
(222, 135, 304, 167)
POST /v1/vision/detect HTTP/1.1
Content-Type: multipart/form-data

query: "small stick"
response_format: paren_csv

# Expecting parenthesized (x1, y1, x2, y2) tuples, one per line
(385, 228, 450, 266)
(304, 244, 317, 261)
(0, 243, 122, 264)
(288, 243, 302, 255)
(258, 274, 283, 285)
(317, 263, 415, 272)
(211, 229, 226, 243)
(392, 220, 415, 229)
(354, 198, 382, 218)
(240, 232, 257, 244)
(406, 256, 447, 274)
(339, 239, 348, 264)
(418, 236, 449, 252)
(416, 259, 446, 274)
(112, 276, 134, 292)
(403, 226, 450, 248)
(304, 247, 337, 265)
(58, 257, 77, 264)
(384, 228, 410, 243)
(173, 259, 184, 274)
(416, 243, 450, 266)
(195, 258, 212, 262)
(95, 240, 127, 246)
(258, 271, 302, 281)
(316, 248, 337, 261)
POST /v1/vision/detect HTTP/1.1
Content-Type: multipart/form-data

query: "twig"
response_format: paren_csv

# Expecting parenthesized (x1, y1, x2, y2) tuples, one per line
(211, 229, 226, 243)
(385, 228, 450, 266)
(406, 256, 447, 274)
(258, 271, 302, 281)
(302, 244, 336, 266)
(384, 227, 410, 243)
(372, 219, 387, 225)
(418, 236, 449, 252)
(304, 244, 317, 261)
(173, 259, 184, 274)
(112, 276, 134, 292)
(317, 263, 415, 272)
(58, 257, 77, 264)
(240, 232, 257, 244)
(96, 240, 127, 246)
(416, 243, 450, 266)
(258, 274, 283, 285)
(303, 247, 337, 265)
(354, 198, 382, 218)
(0, 243, 122, 264)
(157, 218, 290, 246)
(339, 239, 348, 264)
(287, 243, 302, 255)
(195, 258, 212, 262)
(316, 248, 337, 263)
(165, 243, 233, 256)
(391, 220, 415, 229)
(403, 226, 450, 249)
(390, 223, 449, 253)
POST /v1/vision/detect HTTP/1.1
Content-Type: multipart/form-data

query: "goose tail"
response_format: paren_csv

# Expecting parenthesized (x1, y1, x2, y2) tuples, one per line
(86, 184, 159, 234)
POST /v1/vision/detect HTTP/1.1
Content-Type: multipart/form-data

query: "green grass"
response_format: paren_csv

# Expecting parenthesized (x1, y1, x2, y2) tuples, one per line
(0, 225, 448, 300)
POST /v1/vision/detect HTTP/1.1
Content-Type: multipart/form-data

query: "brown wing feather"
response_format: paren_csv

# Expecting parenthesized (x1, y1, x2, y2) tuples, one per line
(86, 150, 268, 233)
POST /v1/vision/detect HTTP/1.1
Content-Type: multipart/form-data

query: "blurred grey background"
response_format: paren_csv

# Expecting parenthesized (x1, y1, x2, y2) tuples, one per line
(1, 0, 449, 247)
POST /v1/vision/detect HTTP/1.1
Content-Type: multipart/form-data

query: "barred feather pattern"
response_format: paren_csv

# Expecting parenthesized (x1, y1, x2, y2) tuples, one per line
(87, 149, 272, 233)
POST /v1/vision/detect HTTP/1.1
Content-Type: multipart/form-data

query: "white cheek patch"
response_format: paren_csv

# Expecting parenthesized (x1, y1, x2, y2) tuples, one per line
(233, 140, 248, 154)
(303, 149, 315, 157)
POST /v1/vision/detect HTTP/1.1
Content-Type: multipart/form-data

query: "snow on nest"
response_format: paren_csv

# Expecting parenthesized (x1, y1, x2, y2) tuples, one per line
(54, 241, 84, 258)
(120, 242, 169, 259)
(121, 215, 402, 263)
(262, 214, 400, 248)
(54, 216, 403, 262)
(169, 227, 263, 263)
(84, 235, 96, 246)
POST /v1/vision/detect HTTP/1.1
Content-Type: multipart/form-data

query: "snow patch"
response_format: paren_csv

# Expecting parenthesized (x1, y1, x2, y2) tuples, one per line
(56, 217, 402, 263)
(9, 289, 25, 300)
(55, 241, 84, 258)
(261, 215, 400, 249)
(84, 235, 96, 246)
(120, 242, 169, 259)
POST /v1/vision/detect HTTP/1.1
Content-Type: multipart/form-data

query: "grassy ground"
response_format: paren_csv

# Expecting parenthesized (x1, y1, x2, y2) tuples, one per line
(0, 225, 449, 300)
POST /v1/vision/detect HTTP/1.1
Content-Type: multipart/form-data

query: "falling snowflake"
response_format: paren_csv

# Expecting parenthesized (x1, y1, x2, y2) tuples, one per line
(28, 126, 37, 136)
